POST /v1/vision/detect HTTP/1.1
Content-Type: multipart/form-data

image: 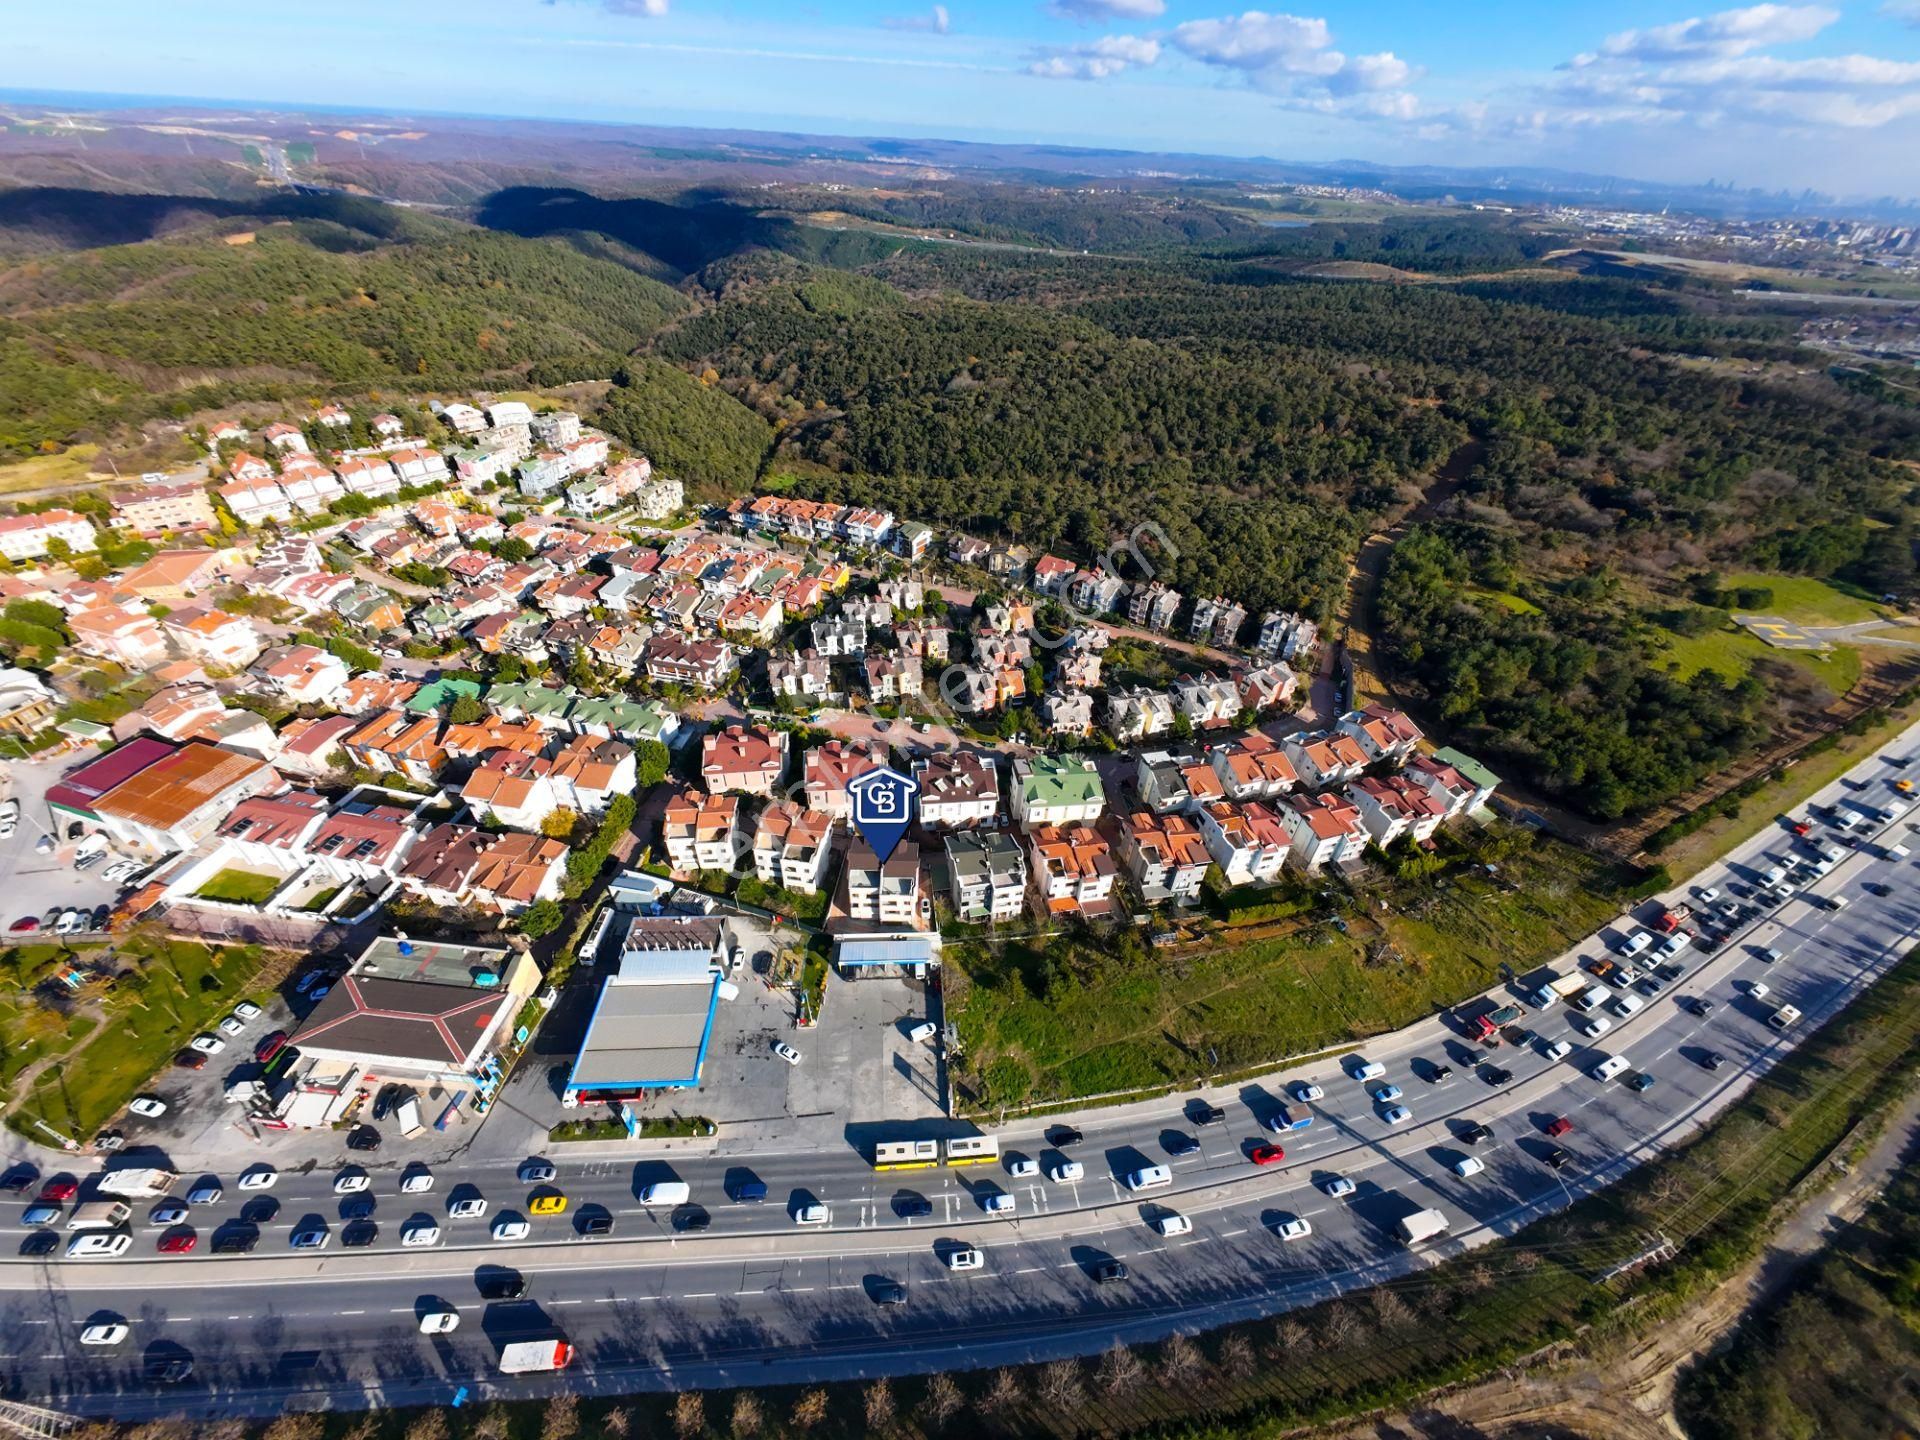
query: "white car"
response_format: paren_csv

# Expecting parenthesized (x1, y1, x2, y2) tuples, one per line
(1580, 1014, 1613, 1038)
(772, 1041, 801, 1066)
(101, 860, 138, 882)
(418, 1310, 460, 1335)
(400, 1169, 435, 1194)
(217, 1016, 246, 1037)
(1274, 1216, 1312, 1241)
(66, 1232, 131, 1259)
(237, 1166, 276, 1190)
(1049, 1160, 1084, 1183)
(492, 1216, 531, 1242)
(944, 1245, 985, 1270)
(79, 1323, 129, 1346)
(980, 1191, 1016, 1214)
(401, 1222, 441, 1248)
(333, 1170, 370, 1195)
(1747, 981, 1771, 1000)
(188, 1034, 225, 1055)
(54, 910, 84, 935)
(1319, 1175, 1356, 1198)
(1154, 1212, 1193, 1237)
(448, 1197, 488, 1220)
(148, 1201, 189, 1226)
(127, 1096, 167, 1118)
(1544, 1039, 1573, 1060)
(1007, 1157, 1039, 1178)
(1454, 1155, 1487, 1178)
(1290, 1081, 1324, 1102)
(1380, 1105, 1413, 1126)
(1590, 1055, 1631, 1084)
(793, 1203, 830, 1226)
(1696, 886, 1721, 903)
(234, 1001, 262, 1021)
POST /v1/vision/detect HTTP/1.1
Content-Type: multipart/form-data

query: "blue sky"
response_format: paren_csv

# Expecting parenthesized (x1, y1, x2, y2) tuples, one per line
(9, 1, 1920, 194)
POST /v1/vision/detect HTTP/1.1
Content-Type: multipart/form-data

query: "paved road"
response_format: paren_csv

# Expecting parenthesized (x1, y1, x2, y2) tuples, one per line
(4, 723, 1920, 1415)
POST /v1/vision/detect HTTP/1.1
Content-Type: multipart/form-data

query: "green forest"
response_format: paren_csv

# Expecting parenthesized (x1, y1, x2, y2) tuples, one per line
(6, 183, 1920, 819)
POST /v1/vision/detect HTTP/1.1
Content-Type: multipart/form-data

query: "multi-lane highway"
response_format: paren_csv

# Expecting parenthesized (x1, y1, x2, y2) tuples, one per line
(5, 722, 1920, 1416)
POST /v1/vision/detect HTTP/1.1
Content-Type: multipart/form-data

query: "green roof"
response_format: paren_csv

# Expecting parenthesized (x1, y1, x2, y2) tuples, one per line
(405, 677, 483, 715)
(483, 681, 579, 719)
(567, 695, 670, 737)
(1019, 754, 1104, 807)
(1431, 746, 1501, 792)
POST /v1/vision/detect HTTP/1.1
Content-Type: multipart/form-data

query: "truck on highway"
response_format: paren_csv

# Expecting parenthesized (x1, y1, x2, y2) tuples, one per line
(95, 1167, 176, 1199)
(497, 1339, 575, 1375)
(65, 1200, 132, 1231)
(1397, 1208, 1450, 1246)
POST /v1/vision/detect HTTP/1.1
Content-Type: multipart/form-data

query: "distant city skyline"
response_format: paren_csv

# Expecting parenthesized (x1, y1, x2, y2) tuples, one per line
(9, 1, 1920, 198)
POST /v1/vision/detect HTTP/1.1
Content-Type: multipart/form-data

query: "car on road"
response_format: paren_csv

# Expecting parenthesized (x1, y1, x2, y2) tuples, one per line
(1453, 1156, 1486, 1178)
(1579, 1014, 1612, 1038)
(185, 1180, 222, 1205)
(348, 1126, 382, 1152)
(400, 1167, 435, 1194)
(1154, 1212, 1193, 1237)
(1480, 1065, 1513, 1087)
(870, 1279, 908, 1307)
(894, 1194, 933, 1218)
(19, 1232, 57, 1257)
(127, 1096, 166, 1118)
(478, 1273, 528, 1300)
(22, 1203, 60, 1226)
(341, 1222, 378, 1248)
(1007, 1156, 1039, 1178)
(419, 1309, 460, 1335)
(1249, 1144, 1285, 1166)
(39, 1178, 78, 1203)
(211, 1230, 257, 1255)
(237, 1166, 276, 1190)
(1460, 1121, 1494, 1146)
(334, 1170, 370, 1195)
(1349, 1058, 1386, 1081)
(1590, 1055, 1631, 1083)
(772, 1040, 802, 1065)
(529, 1192, 568, 1216)
(1747, 980, 1771, 1000)
(1544, 1148, 1572, 1171)
(401, 1221, 440, 1247)
(1370, 1083, 1402, 1103)
(1700, 1051, 1727, 1071)
(66, 1232, 132, 1259)
(156, 1231, 196, 1255)
(1192, 1102, 1227, 1125)
(1686, 997, 1715, 1018)
(1274, 1216, 1312, 1241)
(519, 1161, 556, 1184)
(1423, 1062, 1454, 1084)
(1163, 1132, 1201, 1157)
(980, 1191, 1016, 1215)
(144, 1356, 193, 1386)
(1319, 1175, 1356, 1198)
(289, 1226, 329, 1250)
(0, 1167, 34, 1195)
(188, 1034, 226, 1055)
(1543, 1039, 1572, 1061)
(1049, 1160, 1084, 1183)
(1627, 1072, 1658, 1093)
(1380, 1105, 1413, 1126)
(148, 1201, 188, 1226)
(945, 1246, 985, 1270)
(793, 1203, 830, 1226)
(448, 1197, 488, 1219)
(1092, 1259, 1129, 1284)
(1289, 1081, 1324, 1102)
(79, 1323, 129, 1346)
(492, 1216, 531, 1242)
(340, 1197, 374, 1221)
(1545, 1116, 1574, 1138)
(1046, 1125, 1084, 1147)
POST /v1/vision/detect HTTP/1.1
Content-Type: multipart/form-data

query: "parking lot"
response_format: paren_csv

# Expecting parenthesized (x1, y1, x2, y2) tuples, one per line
(0, 756, 143, 935)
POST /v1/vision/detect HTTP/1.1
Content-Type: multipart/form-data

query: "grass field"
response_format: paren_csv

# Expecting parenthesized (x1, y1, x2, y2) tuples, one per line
(950, 828, 1626, 1108)
(1722, 572, 1892, 626)
(0, 446, 104, 494)
(1, 938, 273, 1141)
(1660, 622, 1863, 695)
(193, 868, 282, 906)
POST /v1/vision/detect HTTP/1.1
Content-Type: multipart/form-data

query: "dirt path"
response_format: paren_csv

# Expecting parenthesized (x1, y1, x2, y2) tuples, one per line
(1310, 1081, 1920, 1440)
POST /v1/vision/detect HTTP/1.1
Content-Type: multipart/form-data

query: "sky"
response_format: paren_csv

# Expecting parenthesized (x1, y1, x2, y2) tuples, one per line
(9, 1, 1920, 196)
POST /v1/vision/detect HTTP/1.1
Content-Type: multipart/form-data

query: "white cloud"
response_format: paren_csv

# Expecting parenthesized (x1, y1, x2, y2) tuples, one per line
(1884, 0, 1920, 26)
(1569, 4, 1835, 66)
(1028, 32, 1161, 79)
(1047, 0, 1166, 21)
(601, 0, 669, 15)
(883, 4, 951, 33)
(1163, 11, 1422, 117)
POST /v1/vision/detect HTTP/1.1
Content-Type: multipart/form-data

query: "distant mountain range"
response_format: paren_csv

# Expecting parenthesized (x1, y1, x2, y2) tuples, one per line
(1, 89, 1914, 224)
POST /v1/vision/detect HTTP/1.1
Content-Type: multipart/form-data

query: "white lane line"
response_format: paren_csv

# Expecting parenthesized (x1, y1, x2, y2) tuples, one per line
(682, 1291, 715, 1299)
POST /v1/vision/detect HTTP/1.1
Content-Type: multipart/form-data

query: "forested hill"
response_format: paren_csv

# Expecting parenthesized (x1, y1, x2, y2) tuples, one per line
(0, 189, 694, 456)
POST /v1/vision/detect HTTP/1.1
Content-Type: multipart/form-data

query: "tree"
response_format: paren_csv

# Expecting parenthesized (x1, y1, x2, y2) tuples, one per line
(1096, 1341, 1145, 1398)
(728, 1392, 763, 1438)
(539, 1395, 580, 1440)
(1157, 1334, 1205, 1387)
(862, 1378, 896, 1431)
(448, 693, 487, 724)
(638, 739, 671, 787)
(789, 1389, 829, 1431)
(1037, 1358, 1083, 1408)
(922, 1372, 965, 1427)
(671, 1391, 705, 1440)
(518, 899, 564, 939)
(402, 1411, 449, 1440)
(541, 808, 582, 841)
(980, 1368, 1022, 1415)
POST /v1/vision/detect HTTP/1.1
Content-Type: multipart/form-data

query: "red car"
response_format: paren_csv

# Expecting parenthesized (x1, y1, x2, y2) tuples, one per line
(1789, 820, 1812, 836)
(8, 917, 40, 933)
(254, 1032, 287, 1064)
(38, 1178, 78, 1203)
(1545, 1116, 1574, 1139)
(156, 1230, 197, 1255)
(174, 1050, 208, 1070)
(1249, 1144, 1286, 1166)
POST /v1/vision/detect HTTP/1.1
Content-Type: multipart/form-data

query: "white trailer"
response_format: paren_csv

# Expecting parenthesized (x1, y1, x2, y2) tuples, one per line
(1397, 1208, 1451, 1246)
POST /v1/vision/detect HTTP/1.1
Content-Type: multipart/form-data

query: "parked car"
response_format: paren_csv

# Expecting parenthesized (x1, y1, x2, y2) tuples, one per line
(127, 1096, 167, 1118)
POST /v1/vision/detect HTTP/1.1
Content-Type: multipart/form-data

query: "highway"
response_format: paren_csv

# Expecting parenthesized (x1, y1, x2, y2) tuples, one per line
(3, 723, 1919, 1415)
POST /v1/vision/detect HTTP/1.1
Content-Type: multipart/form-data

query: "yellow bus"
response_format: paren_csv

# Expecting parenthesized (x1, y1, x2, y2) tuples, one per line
(872, 1139, 940, 1171)
(943, 1135, 1001, 1167)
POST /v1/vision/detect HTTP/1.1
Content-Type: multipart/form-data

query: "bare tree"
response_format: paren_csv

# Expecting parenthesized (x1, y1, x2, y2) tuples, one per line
(923, 1371, 966, 1427)
(1219, 1330, 1256, 1379)
(864, 1378, 897, 1431)
(1096, 1341, 1146, 1398)
(1370, 1287, 1415, 1331)
(980, 1366, 1023, 1416)
(403, 1409, 450, 1440)
(673, 1390, 706, 1440)
(730, 1391, 764, 1438)
(260, 1418, 326, 1440)
(1037, 1358, 1083, 1409)
(1157, 1334, 1206, 1388)
(790, 1388, 830, 1431)
(1464, 1263, 1495, 1293)
(468, 1407, 514, 1440)
(539, 1394, 580, 1440)
(1322, 1302, 1363, 1349)
(604, 1409, 633, 1439)
(1272, 1317, 1313, 1356)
